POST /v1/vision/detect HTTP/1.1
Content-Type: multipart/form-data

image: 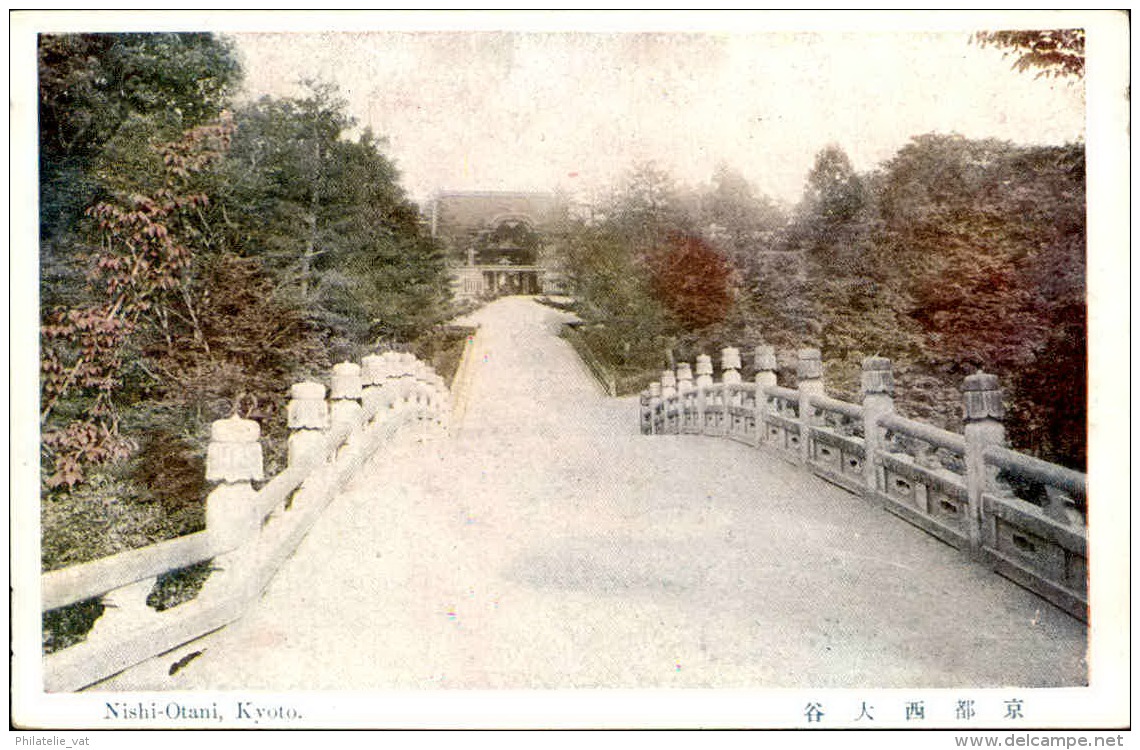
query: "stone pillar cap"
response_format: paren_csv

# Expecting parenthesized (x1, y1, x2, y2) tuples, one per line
(207, 415, 264, 482)
(963, 371, 1004, 421)
(211, 415, 260, 443)
(963, 372, 1001, 391)
(331, 362, 364, 400)
(754, 344, 777, 371)
(290, 381, 326, 400)
(797, 348, 823, 379)
(361, 354, 390, 384)
(721, 347, 742, 369)
(862, 356, 893, 371)
(861, 356, 895, 396)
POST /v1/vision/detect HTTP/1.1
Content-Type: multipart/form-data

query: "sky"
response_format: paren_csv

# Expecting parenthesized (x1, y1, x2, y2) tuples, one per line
(228, 20, 1086, 209)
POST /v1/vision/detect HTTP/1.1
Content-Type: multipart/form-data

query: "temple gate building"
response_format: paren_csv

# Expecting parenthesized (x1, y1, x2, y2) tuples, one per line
(429, 191, 568, 299)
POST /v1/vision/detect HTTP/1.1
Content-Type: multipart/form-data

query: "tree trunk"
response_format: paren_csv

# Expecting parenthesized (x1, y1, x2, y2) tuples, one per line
(301, 138, 321, 302)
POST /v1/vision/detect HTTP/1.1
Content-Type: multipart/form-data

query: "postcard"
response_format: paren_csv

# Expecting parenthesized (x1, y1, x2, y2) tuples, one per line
(10, 9, 1131, 740)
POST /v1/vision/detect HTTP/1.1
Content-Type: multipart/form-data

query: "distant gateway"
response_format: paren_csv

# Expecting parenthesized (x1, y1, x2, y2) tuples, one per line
(429, 191, 567, 300)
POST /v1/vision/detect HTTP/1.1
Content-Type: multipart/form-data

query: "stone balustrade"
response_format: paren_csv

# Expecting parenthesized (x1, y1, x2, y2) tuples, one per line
(41, 349, 462, 692)
(640, 344, 1088, 622)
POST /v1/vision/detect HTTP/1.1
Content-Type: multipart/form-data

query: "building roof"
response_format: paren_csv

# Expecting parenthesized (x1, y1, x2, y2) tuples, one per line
(430, 191, 562, 244)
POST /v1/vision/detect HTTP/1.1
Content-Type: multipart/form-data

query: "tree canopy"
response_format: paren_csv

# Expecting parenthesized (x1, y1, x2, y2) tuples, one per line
(39, 33, 241, 243)
(39, 34, 454, 495)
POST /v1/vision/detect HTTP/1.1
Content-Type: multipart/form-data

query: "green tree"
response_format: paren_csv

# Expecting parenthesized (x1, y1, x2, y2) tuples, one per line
(38, 33, 243, 488)
(36, 36, 456, 577)
(222, 83, 353, 304)
(779, 146, 921, 394)
(604, 161, 694, 253)
(557, 162, 755, 385)
(879, 135, 1082, 371)
(560, 162, 693, 329)
(697, 163, 787, 270)
(878, 134, 1086, 465)
(38, 33, 241, 252)
(799, 145, 866, 226)
(323, 131, 450, 342)
(222, 86, 451, 344)
(556, 221, 673, 378)
(40, 117, 236, 487)
(703, 165, 785, 242)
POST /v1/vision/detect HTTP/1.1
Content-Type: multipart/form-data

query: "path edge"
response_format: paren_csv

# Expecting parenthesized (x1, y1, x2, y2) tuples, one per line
(449, 323, 482, 430)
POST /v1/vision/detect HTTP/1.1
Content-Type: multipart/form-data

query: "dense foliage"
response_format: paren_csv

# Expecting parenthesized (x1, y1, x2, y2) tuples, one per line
(38, 33, 242, 250)
(221, 83, 450, 345)
(39, 33, 454, 563)
(41, 117, 237, 488)
(561, 137, 1086, 469)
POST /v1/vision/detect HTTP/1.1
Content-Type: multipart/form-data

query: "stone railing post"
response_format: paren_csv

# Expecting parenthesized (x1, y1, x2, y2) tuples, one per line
(695, 354, 713, 434)
(963, 372, 1006, 552)
(676, 362, 693, 433)
(330, 362, 364, 429)
(639, 387, 653, 435)
(753, 344, 777, 389)
(649, 381, 662, 435)
(721, 346, 742, 436)
(695, 354, 714, 389)
(361, 353, 390, 418)
(416, 368, 447, 435)
(721, 345, 742, 405)
(754, 344, 777, 445)
(413, 356, 432, 392)
(797, 348, 824, 465)
(661, 369, 678, 434)
(408, 358, 431, 428)
(287, 381, 330, 470)
(392, 352, 419, 413)
(201, 414, 264, 601)
(676, 362, 693, 393)
(861, 356, 895, 501)
(721, 347, 742, 385)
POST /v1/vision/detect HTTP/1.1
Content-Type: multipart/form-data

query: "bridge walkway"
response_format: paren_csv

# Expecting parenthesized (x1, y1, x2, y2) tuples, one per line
(105, 296, 1086, 690)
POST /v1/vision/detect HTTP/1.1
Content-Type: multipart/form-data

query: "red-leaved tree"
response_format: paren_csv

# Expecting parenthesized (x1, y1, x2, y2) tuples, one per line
(40, 115, 234, 488)
(648, 233, 735, 331)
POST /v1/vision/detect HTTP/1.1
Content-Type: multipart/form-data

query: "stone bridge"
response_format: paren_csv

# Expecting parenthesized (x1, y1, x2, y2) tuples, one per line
(93, 296, 1085, 692)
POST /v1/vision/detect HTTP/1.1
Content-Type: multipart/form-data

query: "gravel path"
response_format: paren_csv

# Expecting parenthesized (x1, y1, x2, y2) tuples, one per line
(110, 296, 1086, 690)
